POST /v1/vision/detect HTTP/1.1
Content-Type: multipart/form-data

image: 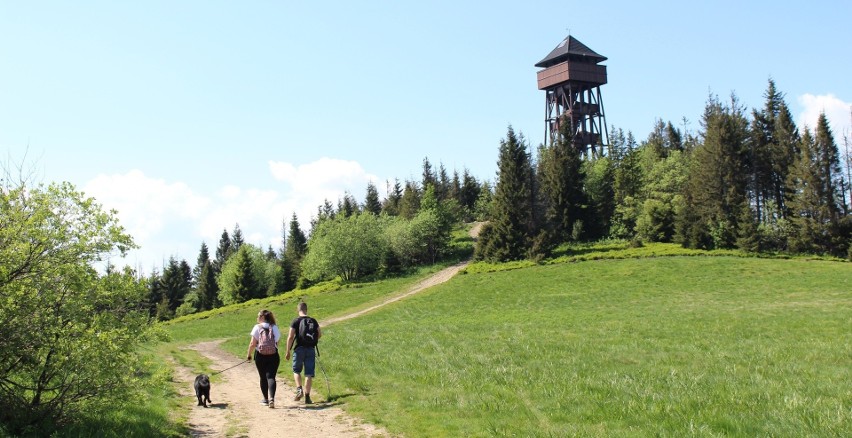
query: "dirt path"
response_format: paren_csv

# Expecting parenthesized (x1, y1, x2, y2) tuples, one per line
(174, 223, 483, 437)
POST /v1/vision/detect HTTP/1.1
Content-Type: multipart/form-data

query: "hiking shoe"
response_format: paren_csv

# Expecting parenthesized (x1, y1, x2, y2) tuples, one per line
(304, 394, 313, 404)
(294, 387, 303, 401)
(268, 399, 275, 409)
(259, 399, 269, 406)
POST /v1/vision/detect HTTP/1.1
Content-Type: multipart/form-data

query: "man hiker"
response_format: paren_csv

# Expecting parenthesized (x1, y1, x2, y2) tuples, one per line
(285, 302, 321, 404)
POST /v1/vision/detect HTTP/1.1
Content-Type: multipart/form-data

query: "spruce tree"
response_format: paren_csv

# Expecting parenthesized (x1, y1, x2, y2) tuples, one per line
(421, 157, 436, 193)
(787, 128, 823, 252)
(750, 79, 799, 222)
(231, 246, 261, 302)
(683, 93, 751, 249)
(213, 229, 231, 275)
(537, 123, 587, 242)
(460, 168, 481, 212)
(450, 170, 461, 205)
(382, 179, 403, 216)
(814, 113, 843, 220)
(283, 213, 308, 291)
(231, 223, 244, 252)
(364, 181, 382, 215)
(196, 261, 219, 311)
(475, 126, 536, 261)
(437, 163, 450, 201)
(161, 257, 192, 313)
(399, 181, 421, 219)
(192, 242, 211, 287)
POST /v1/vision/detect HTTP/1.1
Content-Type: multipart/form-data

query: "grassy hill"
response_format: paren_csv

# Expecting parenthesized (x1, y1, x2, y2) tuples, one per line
(160, 249, 851, 437)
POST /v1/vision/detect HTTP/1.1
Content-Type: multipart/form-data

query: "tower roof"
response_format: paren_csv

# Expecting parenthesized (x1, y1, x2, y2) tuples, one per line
(535, 35, 607, 68)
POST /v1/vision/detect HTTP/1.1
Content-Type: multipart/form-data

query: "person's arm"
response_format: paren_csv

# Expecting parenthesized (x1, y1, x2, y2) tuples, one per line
(284, 327, 296, 360)
(317, 325, 322, 341)
(246, 336, 257, 360)
(246, 325, 258, 360)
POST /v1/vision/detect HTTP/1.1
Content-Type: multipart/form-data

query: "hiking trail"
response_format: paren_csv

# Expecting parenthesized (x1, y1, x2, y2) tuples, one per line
(173, 223, 483, 437)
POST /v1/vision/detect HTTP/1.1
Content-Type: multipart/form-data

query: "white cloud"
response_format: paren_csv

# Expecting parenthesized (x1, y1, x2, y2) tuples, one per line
(797, 93, 852, 138)
(82, 158, 387, 273)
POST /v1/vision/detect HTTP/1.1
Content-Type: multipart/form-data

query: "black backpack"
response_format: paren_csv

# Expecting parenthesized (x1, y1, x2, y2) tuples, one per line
(297, 317, 319, 347)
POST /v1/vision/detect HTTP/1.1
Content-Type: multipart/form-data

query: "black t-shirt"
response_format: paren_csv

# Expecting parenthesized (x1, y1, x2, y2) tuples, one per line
(290, 316, 318, 348)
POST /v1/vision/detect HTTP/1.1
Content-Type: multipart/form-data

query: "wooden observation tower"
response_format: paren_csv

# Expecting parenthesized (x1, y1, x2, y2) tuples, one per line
(536, 35, 608, 156)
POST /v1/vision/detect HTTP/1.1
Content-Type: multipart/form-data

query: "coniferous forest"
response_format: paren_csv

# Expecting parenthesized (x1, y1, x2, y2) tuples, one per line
(142, 79, 851, 321)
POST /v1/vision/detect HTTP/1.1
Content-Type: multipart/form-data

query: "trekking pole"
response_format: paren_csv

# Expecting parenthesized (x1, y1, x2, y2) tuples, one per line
(210, 359, 250, 376)
(316, 345, 331, 400)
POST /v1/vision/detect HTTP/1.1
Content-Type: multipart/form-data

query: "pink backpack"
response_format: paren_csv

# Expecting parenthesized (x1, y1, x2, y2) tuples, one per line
(257, 326, 277, 355)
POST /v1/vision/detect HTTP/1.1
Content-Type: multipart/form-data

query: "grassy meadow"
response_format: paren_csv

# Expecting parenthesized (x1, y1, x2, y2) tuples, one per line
(156, 247, 851, 437)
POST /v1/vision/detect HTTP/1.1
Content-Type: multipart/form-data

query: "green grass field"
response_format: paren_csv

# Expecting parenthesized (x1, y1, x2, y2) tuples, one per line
(319, 256, 851, 437)
(154, 249, 851, 437)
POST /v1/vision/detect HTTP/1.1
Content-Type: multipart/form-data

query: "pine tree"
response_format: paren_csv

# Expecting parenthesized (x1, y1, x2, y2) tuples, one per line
(788, 114, 846, 254)
(282, 213, 307, 291)
(196, 261, 219, 311)
(341, 192, 357, 218)
(399, 181, 421, 219)
(231, 247, 261, 302)
(682, 93, 751, 249)
(192, 242, 211, 287)
(814, 113, 843, 220)
(382, 179, 403, 216)
(421, 157, 436, 193)
(538, 123, 587, 242)
(450, 170, 461, 204)
(749, 79, 799, 222)
(213, 229, 231, 275)
(161, 257, 192, 313)
(787, 128, 823, 252)
(475, 126, 536, 261)
(364, 181, 382, 215)
(437, 163, 450, 201)
(231, 223, 244, 252)
(460, 168, 481, 214)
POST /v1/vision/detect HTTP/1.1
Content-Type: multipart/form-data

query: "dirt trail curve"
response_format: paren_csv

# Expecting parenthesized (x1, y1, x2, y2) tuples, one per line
(175, 223, 483, 437)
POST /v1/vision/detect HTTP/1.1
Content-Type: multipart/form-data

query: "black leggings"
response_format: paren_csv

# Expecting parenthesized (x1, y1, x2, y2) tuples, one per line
(254, 350, 280, 400)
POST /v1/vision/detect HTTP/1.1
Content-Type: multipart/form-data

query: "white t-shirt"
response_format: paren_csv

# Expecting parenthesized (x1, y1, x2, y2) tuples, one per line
(250, 322, 282, 350)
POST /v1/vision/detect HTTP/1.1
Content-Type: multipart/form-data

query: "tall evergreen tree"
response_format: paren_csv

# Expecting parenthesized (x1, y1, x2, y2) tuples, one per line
(231, 223, 244, 252)
(814, 113, 843, 220)
(219, 246, 262, 303)
(787, 128, 824, 252)
(459, 169, 481, 212)
(787, 114, 846, 254)
(282, 213, 308, 291)
(399, 181, 421, 219)
(450, 170, 462, 204)
(475, 127, 536, 261)
(341, 192, 357, 218)
(436, 163, 450, 201)
(750, 79, 799, 222)
(382, 179, 403, 216)
(421, 157, 436, 194)
(682, 93, 751, 249)
(161, 257, 192, 313)
(537, 124, 587, 242)
(364, 181, 382, 215)
(213, 229, 231, 275)
(192, 242, 211, 286)
(611, 137, 643, 237)
(583, 156, 615, 240)
(195, 261, 219, 311)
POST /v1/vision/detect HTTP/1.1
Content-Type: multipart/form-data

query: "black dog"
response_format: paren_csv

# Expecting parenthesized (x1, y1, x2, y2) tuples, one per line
(194, 374, 211, 407)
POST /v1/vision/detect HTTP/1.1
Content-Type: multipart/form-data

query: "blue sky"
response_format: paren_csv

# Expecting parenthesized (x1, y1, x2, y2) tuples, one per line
(2, 1, 850, 272)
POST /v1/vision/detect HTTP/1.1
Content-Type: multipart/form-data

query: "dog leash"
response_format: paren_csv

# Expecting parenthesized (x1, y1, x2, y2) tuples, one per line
(210, 359, 249, 376)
